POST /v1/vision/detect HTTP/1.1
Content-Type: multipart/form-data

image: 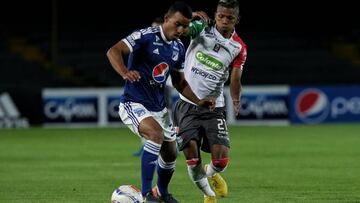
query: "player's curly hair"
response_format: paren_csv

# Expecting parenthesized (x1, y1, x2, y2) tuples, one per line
(218, 0, 240, 15)
(166, 1, 193, 19)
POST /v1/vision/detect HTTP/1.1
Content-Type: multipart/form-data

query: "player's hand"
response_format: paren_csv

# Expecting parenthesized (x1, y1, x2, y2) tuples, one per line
(123, 70, 141, 83)
(197, 97, 216, 111)
(233, 100, 241, 116)
(192, 11, 210, 24)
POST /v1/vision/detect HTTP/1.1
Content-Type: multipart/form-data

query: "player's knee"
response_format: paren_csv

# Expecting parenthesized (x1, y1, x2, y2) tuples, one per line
(160, 146, 177, 162)
(145, 129, 164, 144)
(212, 158, 229, 171)
(186, 158, 203, 181)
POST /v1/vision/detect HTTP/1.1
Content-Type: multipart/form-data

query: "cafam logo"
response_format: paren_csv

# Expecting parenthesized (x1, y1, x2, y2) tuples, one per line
(195, 51, 223, 71)
(295, 88, 330, 123)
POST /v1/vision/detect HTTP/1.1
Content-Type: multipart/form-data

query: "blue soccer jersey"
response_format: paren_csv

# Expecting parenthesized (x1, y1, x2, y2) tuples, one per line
(120, 26, 185, 112)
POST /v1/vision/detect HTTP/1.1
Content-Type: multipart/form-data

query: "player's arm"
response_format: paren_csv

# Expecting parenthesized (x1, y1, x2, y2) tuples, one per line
(106, 40, 140, 83)
(230, 67, 243, 116)
(185, 11, 210, 38)
(171, 70, 215, 110)
(230, 45, 247, 115)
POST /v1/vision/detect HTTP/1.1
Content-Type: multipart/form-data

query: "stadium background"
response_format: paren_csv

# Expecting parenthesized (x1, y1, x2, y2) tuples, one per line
(1, 0, 359, 127)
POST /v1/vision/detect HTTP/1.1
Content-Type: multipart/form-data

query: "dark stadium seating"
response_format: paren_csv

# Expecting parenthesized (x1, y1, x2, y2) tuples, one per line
(1, 29, 359, 88)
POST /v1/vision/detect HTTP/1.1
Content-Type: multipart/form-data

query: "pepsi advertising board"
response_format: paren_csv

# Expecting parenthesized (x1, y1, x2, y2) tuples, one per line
(290, 86, 360, 124)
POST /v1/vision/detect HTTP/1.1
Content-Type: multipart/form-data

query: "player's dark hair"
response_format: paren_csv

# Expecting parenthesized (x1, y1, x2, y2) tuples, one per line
(167, 1, 193, 19)
(218, 0, 240, 16)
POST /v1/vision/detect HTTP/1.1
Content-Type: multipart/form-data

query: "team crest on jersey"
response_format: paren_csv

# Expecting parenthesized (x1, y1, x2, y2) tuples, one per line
(213, 43, 221, 52)
(172, 51, 179, 61)
(133, 108, 146, 117)
(152, 62, 169, 83)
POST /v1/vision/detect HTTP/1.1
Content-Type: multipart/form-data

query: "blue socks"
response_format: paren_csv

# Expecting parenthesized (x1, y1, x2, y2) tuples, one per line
(141, 140, 161, 196)
(156, 155, 176, 197)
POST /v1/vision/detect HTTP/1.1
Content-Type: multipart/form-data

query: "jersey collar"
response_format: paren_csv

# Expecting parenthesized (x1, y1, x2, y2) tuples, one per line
(213, 26, 235, 40)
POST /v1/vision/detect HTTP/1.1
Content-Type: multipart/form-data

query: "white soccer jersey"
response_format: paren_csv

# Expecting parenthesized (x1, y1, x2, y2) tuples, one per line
(180, 21, 247, 107)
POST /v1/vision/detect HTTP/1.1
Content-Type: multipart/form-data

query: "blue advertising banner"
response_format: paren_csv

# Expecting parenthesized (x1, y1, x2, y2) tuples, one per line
(290, 86, 360, 124)
(43, 96, 98, 123)
(107, 96, 121, 123)
(225, 86, 289, 125)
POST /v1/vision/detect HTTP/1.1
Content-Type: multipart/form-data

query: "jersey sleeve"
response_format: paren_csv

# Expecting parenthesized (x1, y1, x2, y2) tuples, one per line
(232, 44, 247, 71)
(121, 29, 146, 52)
(188, 20, 206, 38)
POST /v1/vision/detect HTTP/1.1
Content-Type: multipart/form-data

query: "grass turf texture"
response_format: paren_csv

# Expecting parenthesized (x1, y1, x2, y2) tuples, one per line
(1, 125, 360, 202)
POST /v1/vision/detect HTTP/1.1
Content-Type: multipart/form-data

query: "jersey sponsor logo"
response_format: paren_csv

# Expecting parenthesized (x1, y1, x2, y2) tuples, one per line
(295, 88, 330, 123)
(191, 66, 217, 80)
(195, 51, 223, 71)
(152, 62, 169, 83)
(0, 92, 29, 128)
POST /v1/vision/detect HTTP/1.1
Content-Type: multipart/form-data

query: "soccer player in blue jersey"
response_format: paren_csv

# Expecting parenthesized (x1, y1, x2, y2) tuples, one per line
(106, 2, 215, 203)
(132, 17, 165, 158)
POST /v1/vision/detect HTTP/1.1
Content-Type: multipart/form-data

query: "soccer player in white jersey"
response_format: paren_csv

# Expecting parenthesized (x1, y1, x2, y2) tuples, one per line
(172, 0, 247, 202)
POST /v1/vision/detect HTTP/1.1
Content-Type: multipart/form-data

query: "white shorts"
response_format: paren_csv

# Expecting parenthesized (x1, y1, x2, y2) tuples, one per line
(118, 101, 176, 142)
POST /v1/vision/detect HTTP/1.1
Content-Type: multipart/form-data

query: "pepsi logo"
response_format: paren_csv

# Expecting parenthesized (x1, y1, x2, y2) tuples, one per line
(152, 62, 169, 83)
(295, 88, 330, 123)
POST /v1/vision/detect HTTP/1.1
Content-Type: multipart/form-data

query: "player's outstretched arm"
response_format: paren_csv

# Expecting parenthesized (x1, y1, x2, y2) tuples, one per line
(192, 11, 210, 24)
(107, 41, 141, 83)
(185, 11, 211, 38)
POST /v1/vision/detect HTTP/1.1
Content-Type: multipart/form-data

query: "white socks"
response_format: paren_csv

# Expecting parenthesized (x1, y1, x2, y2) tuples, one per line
(187, 162, 215, 196)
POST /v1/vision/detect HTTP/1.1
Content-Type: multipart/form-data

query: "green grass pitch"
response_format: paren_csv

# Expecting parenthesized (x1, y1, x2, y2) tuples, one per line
(1, 124, 360, 202)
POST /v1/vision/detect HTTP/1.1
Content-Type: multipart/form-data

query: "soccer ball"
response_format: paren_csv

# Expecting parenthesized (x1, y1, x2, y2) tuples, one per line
(111, 185, 143, 203)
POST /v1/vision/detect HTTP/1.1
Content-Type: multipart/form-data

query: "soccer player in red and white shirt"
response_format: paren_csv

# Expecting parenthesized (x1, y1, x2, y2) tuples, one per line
(173, 0, 247, 202)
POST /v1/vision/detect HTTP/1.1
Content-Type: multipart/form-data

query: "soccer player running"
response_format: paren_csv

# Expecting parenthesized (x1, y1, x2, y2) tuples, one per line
(106, 2, 214, 203)
(132, 17, 165, 157)
(172, 0, 247, 202)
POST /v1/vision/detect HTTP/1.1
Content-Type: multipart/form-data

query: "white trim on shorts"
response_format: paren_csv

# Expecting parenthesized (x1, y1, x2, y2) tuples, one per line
(118, 101, 176, 142)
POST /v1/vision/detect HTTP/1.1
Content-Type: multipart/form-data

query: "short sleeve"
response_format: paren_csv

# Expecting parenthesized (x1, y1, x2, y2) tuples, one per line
(122, 29, 145, 52)
(232, 44, 247, 70)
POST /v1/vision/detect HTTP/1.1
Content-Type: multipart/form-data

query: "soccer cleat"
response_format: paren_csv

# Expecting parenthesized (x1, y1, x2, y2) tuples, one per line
(205, 164, 228, 197)
(151, 186, 179, 203)
(204, 195, 217, 203)
(144, 191, 161, 203)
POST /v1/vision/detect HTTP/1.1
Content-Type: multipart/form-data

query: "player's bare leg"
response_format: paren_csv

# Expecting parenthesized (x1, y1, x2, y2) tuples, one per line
(184, 140, 216, 202)
(205, 144, 229, 197)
